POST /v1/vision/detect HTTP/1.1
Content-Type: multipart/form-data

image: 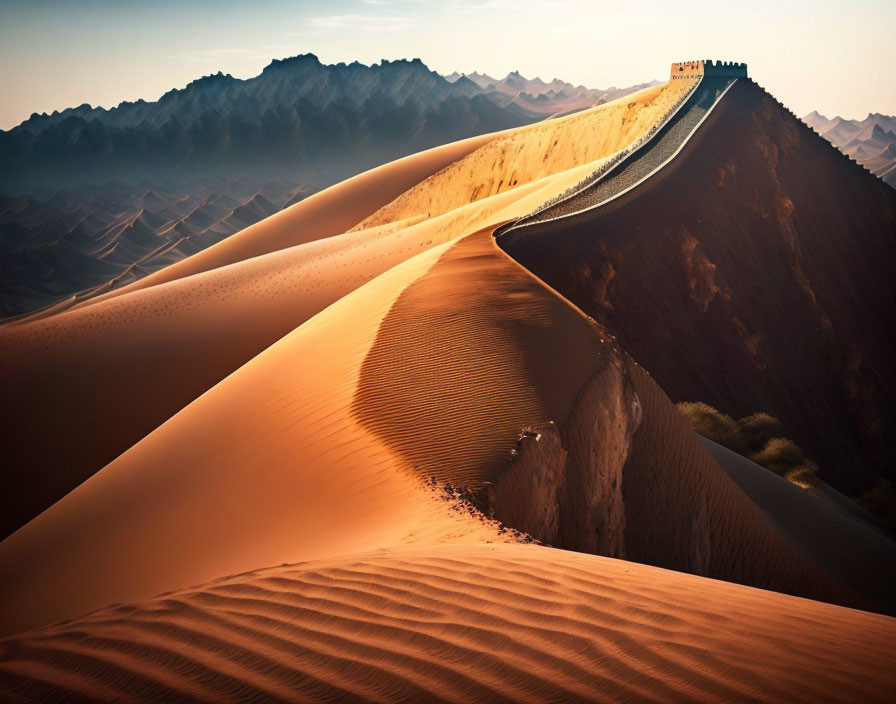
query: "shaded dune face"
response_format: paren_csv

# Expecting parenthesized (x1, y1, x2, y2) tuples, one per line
(499, 78, 896, 495)
(618, 361, 866, 608)
(351, 231, 865, 611)
(352, 229, 609, 486)
(2, 544, 894, 704)
(0, 85, 689, 539)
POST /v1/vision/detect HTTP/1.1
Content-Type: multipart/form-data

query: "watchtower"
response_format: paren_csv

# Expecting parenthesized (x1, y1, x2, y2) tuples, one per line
(670, 60, 748, 80)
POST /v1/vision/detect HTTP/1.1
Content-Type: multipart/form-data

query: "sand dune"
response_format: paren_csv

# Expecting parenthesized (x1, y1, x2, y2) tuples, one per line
(0, 227, 605, 635)
(0, 216, 426, 536)
(0, 147, 611, 538)
(0, 236, 475, 636)
(1, 229, 871, 638)
(0, 85, 645, 536)
(352, 82, 691, 232)
(2, 65, 894, 702)
(76, 130, 505, 306)
(2, 543, 894, 703)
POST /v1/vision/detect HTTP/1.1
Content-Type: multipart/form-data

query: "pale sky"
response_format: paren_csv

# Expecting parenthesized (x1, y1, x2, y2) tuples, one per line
(1, 0, 894, 130)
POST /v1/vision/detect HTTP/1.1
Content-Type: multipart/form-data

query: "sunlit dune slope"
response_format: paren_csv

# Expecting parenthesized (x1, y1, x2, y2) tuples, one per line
(2, 543, 894, 704)
(0, 230, 866, 637)
(500, 78, 896, 496)
(75, 130, 503, 307)
(0, 216, 427, 537)
(352, 82, 690, 231)
(0, 143, 609, 539)
(2, 228, 587, 636)
(0, 82, 672, 536)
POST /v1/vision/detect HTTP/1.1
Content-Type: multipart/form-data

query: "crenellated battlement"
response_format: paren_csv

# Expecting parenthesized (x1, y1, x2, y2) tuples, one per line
(670, 60, 748, 80)
(704, 60, 748, 77)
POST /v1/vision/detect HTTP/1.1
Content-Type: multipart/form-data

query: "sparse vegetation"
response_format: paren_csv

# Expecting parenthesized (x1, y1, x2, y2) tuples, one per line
(738, 412, 784, 453)
(678, 401, 895, 533)
(676, 402, 818, 491)
(676, 402, 745, 454)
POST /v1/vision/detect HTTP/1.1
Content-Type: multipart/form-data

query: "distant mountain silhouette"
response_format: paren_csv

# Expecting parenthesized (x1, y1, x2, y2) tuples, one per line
(0, 55, 653, 320)
(804, 111, 896, 187)
(444, 69, 660, 118)
(1, 55, 540, 194)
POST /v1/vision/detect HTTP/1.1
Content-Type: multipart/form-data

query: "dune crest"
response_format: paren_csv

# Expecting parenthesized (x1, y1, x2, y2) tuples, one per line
(352, 82, 691, 232)
(0, 82, 678, 535)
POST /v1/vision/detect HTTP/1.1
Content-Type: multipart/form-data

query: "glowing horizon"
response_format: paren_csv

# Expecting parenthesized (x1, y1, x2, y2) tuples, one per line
(1, 0, 894, 131)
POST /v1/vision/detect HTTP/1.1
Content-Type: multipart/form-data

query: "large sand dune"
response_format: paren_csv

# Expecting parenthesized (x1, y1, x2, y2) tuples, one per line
(2, 68, 894, 701)
(1, 229, 873, 639)
(2, 543, 894, 703)
(0, 86, 678, 535)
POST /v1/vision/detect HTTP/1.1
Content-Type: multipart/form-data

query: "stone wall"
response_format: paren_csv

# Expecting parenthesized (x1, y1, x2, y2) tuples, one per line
(670, 59, 748, 80)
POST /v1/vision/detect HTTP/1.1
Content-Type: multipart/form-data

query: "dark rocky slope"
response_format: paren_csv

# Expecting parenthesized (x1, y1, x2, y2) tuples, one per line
(500, 78, 896, 496)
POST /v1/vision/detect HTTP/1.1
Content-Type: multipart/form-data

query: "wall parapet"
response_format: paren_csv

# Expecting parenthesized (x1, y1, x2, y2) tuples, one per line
(670, 60, 747, 80)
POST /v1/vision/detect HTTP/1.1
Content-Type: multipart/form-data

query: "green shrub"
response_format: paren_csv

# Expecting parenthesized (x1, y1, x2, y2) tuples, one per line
(739, 412, 784, 453)
(750, 437, 805, 475)
(783, 461, 819, 489)
(677, 401, 820, 493)
(676, 402, 746, 453)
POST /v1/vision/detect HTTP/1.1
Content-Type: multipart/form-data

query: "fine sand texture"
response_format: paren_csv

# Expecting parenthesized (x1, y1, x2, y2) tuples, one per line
(0, 227, 608, 635)
(2, 543, 894, 703)
(0, 237, 490, 637)
(0, 84, 664, 536)
(499, 78, 896, 496)
(0, 216, 430, 537)
(0, 230, 873, 638)
(352, 82, 691, 232)
(0, 146, 611, 538)
(75, 129, 504, 306)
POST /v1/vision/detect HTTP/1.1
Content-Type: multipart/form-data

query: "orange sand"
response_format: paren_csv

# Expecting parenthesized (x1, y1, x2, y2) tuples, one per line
(2, 543, 894, 703)
(2, 72, 893, 703)
(0, 229, 869, 637)
(0, 84, 680, 533)
(352, 82, 690, 231)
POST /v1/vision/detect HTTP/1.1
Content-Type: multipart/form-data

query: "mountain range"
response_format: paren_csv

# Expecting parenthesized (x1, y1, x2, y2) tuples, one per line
(1, 55, 531, 194)
(0, 55, 651, 319)
(444, 69, 659, 117)
(803, 111, 896, 187)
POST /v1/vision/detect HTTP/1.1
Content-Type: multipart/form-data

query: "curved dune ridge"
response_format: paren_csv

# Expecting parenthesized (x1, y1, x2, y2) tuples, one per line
(73, 129, 503, 307)
(353, 229, 608, 486)
(3, 66, 896, 701)
(0, 237, 500, 637)
(1, 226, 878, 641)
(351, 81, 691, 231)
(0, 81, 686, 537)
(2, 544, 894, 703)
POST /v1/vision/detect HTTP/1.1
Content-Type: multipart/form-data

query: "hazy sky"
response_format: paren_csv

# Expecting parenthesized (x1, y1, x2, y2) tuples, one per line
(1, 0, 894, 130)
